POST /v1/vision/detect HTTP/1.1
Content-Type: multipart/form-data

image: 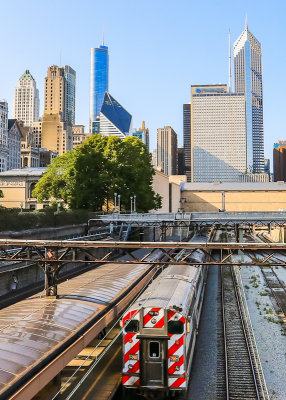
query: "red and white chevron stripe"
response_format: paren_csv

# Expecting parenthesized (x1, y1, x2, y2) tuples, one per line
(143, 307, 164, 328)
(122, 375, 140, 386)
(122, 309, 140, 383)
(168, 310, 186, 381)
(168, 377, 187, 388)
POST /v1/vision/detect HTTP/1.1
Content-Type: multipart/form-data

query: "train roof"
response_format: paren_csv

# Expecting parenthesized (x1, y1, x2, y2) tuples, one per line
(0, 256, 158, 399)
(130, 264, 201, 316)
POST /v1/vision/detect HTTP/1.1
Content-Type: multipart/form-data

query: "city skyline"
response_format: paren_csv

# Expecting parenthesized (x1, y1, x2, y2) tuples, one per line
(1, 1, 285, 168)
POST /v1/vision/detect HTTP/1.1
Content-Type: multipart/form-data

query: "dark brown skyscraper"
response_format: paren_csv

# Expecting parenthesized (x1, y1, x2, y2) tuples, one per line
(273, 141, 286, 181)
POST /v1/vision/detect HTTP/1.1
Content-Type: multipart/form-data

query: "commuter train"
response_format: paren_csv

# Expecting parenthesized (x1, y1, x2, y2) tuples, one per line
(121, 245, 207, 398)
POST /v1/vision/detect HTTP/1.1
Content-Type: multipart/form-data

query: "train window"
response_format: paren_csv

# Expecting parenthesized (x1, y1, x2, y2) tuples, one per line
(168, 320, 184, 334)
(149, 341, 160, 358)
(125, 320, 139, 333)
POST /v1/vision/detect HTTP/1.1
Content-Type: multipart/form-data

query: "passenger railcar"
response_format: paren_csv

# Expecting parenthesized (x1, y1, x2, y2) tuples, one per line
(121, 248, 207, 398)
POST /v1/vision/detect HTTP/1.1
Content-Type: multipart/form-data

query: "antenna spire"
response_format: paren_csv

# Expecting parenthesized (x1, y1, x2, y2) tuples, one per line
(102, 24, 104, 45)
(228, 30, 232, 93)
(245, 14, 248, 30)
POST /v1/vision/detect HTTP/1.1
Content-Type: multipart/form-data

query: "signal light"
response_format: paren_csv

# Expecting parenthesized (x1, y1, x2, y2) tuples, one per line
(175, 340, 180, 345)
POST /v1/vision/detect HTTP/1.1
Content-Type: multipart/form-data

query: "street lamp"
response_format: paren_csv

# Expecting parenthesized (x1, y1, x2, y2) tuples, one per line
(114, 192, 117, 213)
(134, 195, 136, 213)
(130, 196, 133, 213)
(118, 195, 121, 214)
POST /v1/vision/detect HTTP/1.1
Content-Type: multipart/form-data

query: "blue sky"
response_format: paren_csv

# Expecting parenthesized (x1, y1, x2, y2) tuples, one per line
(1, 0, 285, 168)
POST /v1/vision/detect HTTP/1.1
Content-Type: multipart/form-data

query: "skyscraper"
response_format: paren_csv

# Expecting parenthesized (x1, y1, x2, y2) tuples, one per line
(13, 70, 39, 126)
(90, 44, 109, 132)
(41, 65, 73, 155)
(157, 126, 178, 175)
(191, 84, 247, 182)
(99, 92, 132, 138)
(64, 65, 76, 125)
(183, 104, 191, 181)
(234, 19, 264, 173)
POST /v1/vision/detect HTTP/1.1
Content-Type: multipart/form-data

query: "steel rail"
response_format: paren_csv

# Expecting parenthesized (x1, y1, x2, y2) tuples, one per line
(220, 265, 229, 399)
(231, 266, 261, 399)
(1, 240, 286, 249)
(220, 263, 262, 399)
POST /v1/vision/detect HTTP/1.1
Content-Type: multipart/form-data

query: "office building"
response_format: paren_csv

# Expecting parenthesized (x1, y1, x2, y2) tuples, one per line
(8, 120, 22, 170)
(273, 141, 286, 182)
(264, 158, 270, 175)
(41, 66, 73, 155)
(18, 121, 40, 168)
(64, 66, 76, 125)
(72, 125, 91, 148)
(152, 149, 157, 168)
(183, 104, 191, 181)
(157, 126, 178, 175)
(131, 121, 150, 150)
(44, 65, 66, 119)
(90, 44, 109, 132)
(99, 92, 132, 138)
(178, 147, 185, 175)
(13, 70, 40, 127)
(0, 101, 9, 172)
(191, 84, 246, 182)
(234, 19, 264, 173)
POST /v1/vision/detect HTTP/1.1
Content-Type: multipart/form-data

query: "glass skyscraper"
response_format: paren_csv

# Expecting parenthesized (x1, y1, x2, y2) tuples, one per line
(64, 65, 76, 125)
(234, 20, 264, 173)
(89, 45, 109, 132)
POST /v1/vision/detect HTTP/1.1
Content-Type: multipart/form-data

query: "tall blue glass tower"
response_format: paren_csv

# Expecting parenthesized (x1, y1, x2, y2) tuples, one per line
(89, 44, 109, 133)
(234, 20, 264, 173)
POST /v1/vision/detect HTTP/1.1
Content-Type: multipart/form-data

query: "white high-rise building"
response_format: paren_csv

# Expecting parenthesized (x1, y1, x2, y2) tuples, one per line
(234, 19, 264, 173)
(0, 101, 9, 172)
(191, 85, 247, 182)
(13, 70, 40, 127)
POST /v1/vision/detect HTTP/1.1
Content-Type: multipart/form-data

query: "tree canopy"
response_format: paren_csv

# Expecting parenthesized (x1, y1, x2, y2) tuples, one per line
(33, 135, 161, 212)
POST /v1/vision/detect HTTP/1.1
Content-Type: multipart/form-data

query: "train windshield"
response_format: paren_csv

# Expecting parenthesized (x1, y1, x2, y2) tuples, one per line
(125, 319, 139, 333)
(168, 320, 184, 334)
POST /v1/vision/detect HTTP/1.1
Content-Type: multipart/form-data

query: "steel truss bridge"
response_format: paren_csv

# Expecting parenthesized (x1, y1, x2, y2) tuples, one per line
(0, 239, 286, 297)
(90, 211, 286, 230)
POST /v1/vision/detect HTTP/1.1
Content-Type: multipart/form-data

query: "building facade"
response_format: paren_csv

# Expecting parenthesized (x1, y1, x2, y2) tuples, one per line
(41, 66, 73, 155)
(8, 120, 22, 170)
(234, 20, 264, 173)
(64, 66, 76, 125)
(99, 92, 132, 138)
(157, 126, 178, 175)
(273, 141, 286, 182)
(183, 103, 191, 182)
(0, 101, 9, 172)
(191, 84, 246, 182)
(18, 121, 40, 168)
(178, 147, 185, 175)
(13, 70, 40, 127)
(72, 125, 90, 148)
(90, 45, 109, 132)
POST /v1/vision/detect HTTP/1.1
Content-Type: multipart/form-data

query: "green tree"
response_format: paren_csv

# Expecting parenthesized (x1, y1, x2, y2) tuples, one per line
(33, 135, 161, 211)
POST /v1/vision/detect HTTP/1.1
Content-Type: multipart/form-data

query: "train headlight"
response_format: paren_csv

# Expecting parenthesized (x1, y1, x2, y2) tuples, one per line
(128, 338, 133, 343)
(128, 364, 133, 370)
(175, 366, 180, 371)
(151, 318, 157, 324)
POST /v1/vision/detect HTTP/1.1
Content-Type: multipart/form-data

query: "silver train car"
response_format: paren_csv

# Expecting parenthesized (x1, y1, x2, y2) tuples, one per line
(121, 247, 207, 397)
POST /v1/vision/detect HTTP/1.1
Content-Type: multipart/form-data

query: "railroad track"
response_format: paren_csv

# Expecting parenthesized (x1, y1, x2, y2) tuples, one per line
(217, 264, 268, 399)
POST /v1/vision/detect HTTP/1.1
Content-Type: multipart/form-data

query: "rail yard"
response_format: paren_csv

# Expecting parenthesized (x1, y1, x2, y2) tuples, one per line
(0, 212, 285, 400)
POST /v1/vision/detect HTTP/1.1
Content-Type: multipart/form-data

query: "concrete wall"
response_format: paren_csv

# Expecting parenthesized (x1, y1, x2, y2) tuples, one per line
(181, 190, 286, 212)
(152, 171, 183, 213)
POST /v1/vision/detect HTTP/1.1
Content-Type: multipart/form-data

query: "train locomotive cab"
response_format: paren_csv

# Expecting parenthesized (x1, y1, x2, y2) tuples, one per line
(122, 262, 206, 398)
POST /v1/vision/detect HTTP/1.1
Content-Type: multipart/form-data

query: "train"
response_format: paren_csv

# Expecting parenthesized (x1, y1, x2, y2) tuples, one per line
(121, 236, 208, 398)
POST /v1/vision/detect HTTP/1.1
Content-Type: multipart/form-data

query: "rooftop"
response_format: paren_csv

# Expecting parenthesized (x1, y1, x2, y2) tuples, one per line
(0, 168, 46, 177)
(182, 182, 286, 191)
